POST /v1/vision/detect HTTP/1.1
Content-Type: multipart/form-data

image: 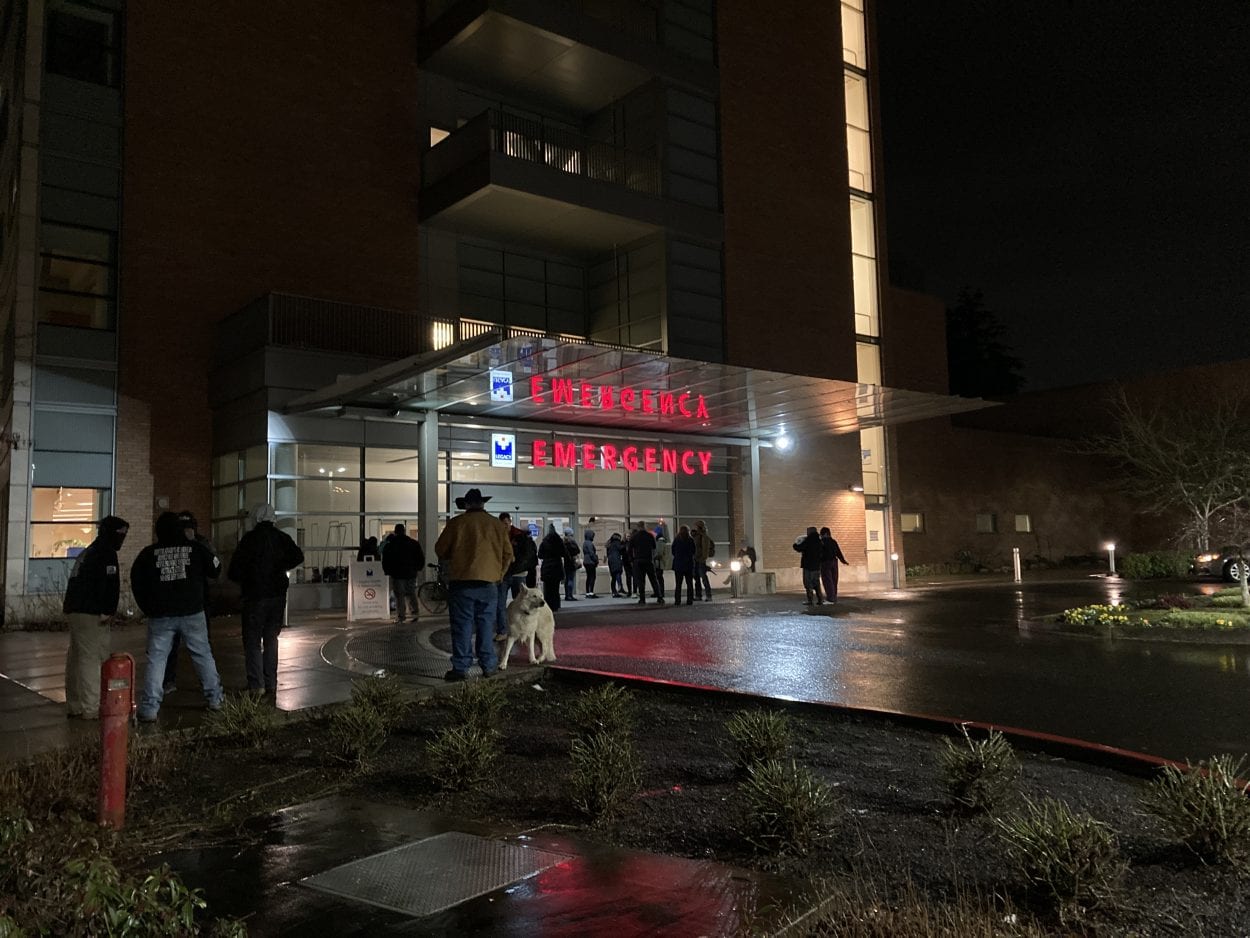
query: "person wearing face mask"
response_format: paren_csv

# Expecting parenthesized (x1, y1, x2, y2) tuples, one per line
(62, 515, 129, 719)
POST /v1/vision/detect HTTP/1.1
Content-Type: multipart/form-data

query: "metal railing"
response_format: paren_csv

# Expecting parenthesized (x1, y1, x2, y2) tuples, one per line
(492, 109, 661, 196)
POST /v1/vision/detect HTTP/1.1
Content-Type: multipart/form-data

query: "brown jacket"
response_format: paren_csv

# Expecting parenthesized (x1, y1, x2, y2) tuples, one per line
(434, 508, 514, 583)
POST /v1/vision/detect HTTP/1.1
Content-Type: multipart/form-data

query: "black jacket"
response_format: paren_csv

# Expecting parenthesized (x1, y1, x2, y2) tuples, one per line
(227, 521, 304, 601)
(794, 534, 823, 571)
(820, 535, 848, 565)
(605, 535, 626, 573)
(381, 533, 424, 579)
(506, 528, 537, 578)
(538, 531, 566, 581)
(62, 538, 122, 616)
(628, 528, 657, 564)
(132, 516, 222, 617)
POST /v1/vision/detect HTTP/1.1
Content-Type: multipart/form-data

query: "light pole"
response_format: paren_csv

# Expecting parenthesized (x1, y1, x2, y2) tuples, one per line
(889, 552, 900, 589)
(1105, 542, 1117, 577)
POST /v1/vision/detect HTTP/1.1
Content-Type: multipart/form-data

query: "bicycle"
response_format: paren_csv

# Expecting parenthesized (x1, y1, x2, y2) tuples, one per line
(417, 563, 449, 615)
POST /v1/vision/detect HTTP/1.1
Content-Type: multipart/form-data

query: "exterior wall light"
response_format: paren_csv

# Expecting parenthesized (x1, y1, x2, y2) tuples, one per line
(848, 483, 865, 493)
(775, 434, 793, 452)
(730, 560, 742, 573)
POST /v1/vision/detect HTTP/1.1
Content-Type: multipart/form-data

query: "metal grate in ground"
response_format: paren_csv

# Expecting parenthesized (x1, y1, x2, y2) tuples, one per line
(300, 831, 573, 917)
(344, 629, 472, 677)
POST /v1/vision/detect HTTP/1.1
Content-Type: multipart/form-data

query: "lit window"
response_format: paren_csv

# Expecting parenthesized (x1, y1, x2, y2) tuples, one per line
(900, 512, 924, 533)
(841, 2, 867, 68)
(30, 487, 105, 558)
(844, 71, 872, 192)
(429, 127, 449, 148)
(1015, 514, 1032, 534)
(975, 512, 997, 534)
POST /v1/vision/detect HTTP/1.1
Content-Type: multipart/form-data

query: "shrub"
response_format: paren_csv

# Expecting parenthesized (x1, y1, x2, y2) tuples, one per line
(1119, 550, 1190, 580)
(1058, 604, 1130, 628)
(1141, 754, 1250, 867)
(447, 679, 507, 732)
(568, 683, 636, 741)
(569, 731, 641, 823)
(351, 673, 410, 730)
(740, 759, 841, 857)
(995, 797, 1124, 911)
(1151, 593, 1193, 610)
(426, 725, 499, 790)
(0, 742, 96, 816)
(327, 702, 388, 770)
(206, 693, 277, 749)
(938, 726, 1019, 814)
(725, 708, 793, 772)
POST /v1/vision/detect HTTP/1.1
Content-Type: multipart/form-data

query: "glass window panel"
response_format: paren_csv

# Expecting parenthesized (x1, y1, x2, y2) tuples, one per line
(842, 4, 866, 68)
(449, 455, 513, 484)
(37, 291, 113, 329)
(1015, 514, 1033, 534)
(31, 487, 102, 523)
(270, 443, 357, 477)
(900, 512, 925, 533)
(364, 516, 419, 544)
(212, 452, 240, 486)
(975, 512, 997, 534)
(846, 125, 872, 192)
(844, 71, 870, 130)
(852, 254, 879, 336)
(365, 481, 419, 514)
(41, 222, 112, 262)
(40, 256, 112, 296)
(272, 479, 357, 514)
(213, 485, 241, 520)
(577, 464, 628, 486)
(859, 426, 884, 471)
(630, 489, 674, 518)
(849, 195, 876, 258)
(516, 454, 575, 484)
(364, 447, 419, 480)
(436, 452, 449, 481)
(856, 342, 881, 385)
(211, 518, 239, 552)
(46, 3, 118, 86)
(578, 488, 627, 515)
(31, 522, 98, 558)
(244, 444, 270, 479)
(628, 470, 676, 490)
(243, 480, 270, 512)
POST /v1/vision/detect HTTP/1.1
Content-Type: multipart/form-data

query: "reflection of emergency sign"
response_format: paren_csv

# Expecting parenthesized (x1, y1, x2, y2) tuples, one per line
(348, 562, 389, 621)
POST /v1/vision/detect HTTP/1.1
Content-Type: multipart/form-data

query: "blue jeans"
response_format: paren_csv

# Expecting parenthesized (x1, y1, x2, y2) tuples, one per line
(448, 582, 498, 675)
(140, 612, 223, 719)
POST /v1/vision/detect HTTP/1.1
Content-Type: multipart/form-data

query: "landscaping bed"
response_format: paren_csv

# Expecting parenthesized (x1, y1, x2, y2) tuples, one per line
(5, 674, 1250, 936)
(1050, 587, 1250, 642)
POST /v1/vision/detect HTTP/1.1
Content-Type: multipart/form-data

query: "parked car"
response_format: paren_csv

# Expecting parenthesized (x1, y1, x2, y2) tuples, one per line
(1193, 545, 1249, 581)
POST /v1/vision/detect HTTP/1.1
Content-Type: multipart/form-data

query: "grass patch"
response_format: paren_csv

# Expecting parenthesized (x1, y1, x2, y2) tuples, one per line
(569, 730, 641, 823)
(568, 683, 636, 740)
(350, 673, 410, 730)
(1141, 754, 1250, 868)
(447, 679, 507, 732)
(937, 726, 1019, 814)
(1148, 609, 1250, 630)
(995, 797, 1124, 914)
(427, 725, 499, 790)
(206, 693, 278, 749)
(725, 708, 793, 773)
(327, 701, 388, 770)
(740, 759, 841, 858)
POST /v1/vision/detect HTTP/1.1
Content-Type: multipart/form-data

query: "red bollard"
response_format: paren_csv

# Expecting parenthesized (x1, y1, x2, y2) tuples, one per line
(98, 653, 135, 830)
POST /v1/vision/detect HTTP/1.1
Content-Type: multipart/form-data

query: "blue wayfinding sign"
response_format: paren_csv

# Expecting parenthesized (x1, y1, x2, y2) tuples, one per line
(490, 369, 514, 402)
(491, 433, 516, 469)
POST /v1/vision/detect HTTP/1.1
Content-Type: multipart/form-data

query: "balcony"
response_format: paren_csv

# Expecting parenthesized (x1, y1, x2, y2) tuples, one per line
(421, 109, 720, 256)
(420, 0, 715, 115)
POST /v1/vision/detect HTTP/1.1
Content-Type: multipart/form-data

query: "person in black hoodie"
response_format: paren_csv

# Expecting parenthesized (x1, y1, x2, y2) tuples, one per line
(793, 526, 825, 606)
(228, 503, 305, 697)
(628, 521, 664, 605)
(132, 511, 223, 721)
(380, 523, 424, 624)
(538, 524, 566, 612)
(62, 514, 128, 719)
(161, 510, 218, 694)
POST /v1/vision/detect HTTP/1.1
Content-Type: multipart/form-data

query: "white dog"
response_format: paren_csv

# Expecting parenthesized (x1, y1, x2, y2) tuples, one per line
(499, 585, 556, 670)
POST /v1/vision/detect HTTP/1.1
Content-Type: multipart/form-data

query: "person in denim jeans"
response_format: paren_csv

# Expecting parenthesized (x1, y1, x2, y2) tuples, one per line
(434, 488, 513, 681)
(131, 512, 224, 721)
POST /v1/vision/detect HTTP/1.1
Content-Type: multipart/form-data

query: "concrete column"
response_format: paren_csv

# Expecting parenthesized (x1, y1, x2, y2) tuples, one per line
(747, 438, 764, 569)
(417, 411, 438, 561)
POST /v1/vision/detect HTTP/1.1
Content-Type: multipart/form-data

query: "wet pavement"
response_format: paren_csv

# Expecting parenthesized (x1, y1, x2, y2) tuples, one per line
(156, 796, 794, 937)
(7, 574, 1250, 933)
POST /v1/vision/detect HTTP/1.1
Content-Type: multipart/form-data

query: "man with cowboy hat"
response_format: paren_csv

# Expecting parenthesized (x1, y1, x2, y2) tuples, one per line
(434, 488, 513, 681)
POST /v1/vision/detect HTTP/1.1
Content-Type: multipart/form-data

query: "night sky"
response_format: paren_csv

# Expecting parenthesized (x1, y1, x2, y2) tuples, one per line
(876, 2, 1250, 390)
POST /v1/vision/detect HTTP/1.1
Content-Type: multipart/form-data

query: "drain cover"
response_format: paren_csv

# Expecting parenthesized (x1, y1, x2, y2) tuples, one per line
(300, 831, 573, 917)
(345, 628, 467, 677)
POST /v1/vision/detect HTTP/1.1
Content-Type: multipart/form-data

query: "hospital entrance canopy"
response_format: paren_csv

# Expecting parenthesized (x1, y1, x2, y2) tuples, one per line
(285, 330, 991, 444)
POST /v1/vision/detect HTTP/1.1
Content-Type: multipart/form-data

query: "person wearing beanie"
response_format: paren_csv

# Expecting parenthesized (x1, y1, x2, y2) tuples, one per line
(131, 511, 223, 721)
(227, 503, 304, 698)
(62, 514, 129, 719)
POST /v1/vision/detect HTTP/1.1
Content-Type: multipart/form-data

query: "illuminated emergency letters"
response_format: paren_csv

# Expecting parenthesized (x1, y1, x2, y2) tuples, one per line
(531, 440, 713, 475)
